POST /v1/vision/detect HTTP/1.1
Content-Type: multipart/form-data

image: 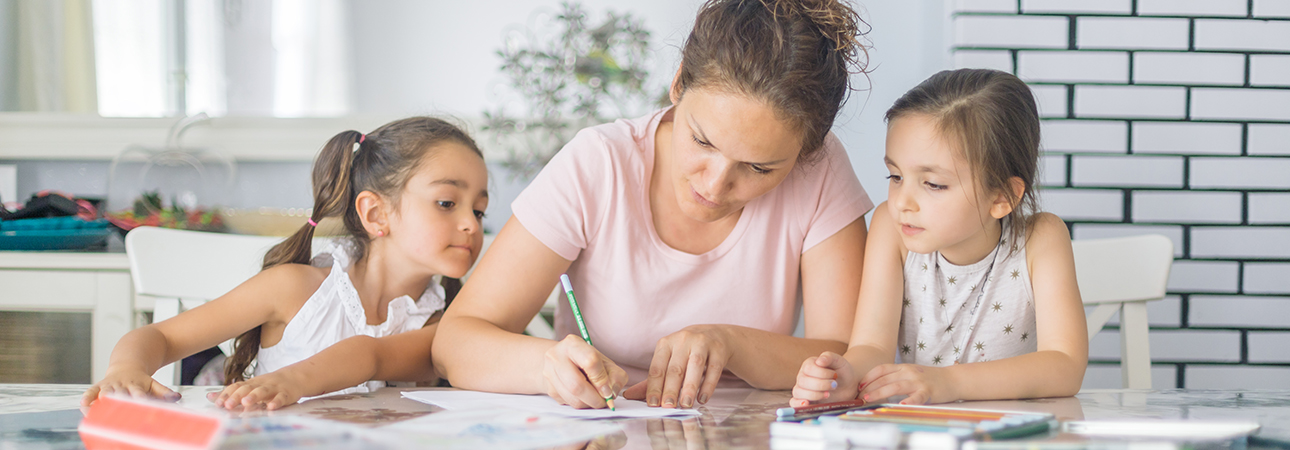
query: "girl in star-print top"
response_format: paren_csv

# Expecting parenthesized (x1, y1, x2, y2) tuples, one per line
(791, 68, 1088, 406)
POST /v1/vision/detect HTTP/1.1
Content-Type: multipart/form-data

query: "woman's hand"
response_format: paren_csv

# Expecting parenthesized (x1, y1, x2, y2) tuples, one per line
(624, 325, 731, 409)
(81, 368, 179, 406)
(542, 335, 629, 409)
(856, 363, 954, 405)
(790, 351, 859, 407)
(208, 371, 305, 410)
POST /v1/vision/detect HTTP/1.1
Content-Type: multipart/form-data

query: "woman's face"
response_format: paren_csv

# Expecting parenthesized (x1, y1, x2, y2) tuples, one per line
(668, 87, 803, 223)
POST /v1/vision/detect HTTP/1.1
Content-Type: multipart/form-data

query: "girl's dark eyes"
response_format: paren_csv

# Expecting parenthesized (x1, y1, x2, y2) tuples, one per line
(886, 175, 902, 182)
(473, 210, 486, 220)
(924, 181, 946, 190)
(437, 200, 455, 209)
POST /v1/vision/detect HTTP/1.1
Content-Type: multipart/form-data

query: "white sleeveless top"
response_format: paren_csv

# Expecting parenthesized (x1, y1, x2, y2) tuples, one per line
(898, 220, 1036, 366)
(253, 240, 446, 396)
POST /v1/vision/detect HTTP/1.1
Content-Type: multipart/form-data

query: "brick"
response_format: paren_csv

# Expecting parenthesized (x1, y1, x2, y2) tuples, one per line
(1253, 0, 1290, 18)
(1030, 85, 1068, 119)
(1251, 55, 1290, 87)
(1244, 263, 1290, 294)
(1042, 120, 1127, 153)
(1168, 261, 1240, 293)
(1074, 86, 1187, 119)
(1249, 124, 1290, 156)
(1190, 157, 1290, 189)
(1077, 17, 1189, 50)
(1021, 0, 1131, 14)
(1187, 366, 1290, 389)
(1250, 193, 1290, 224)
(1040, 154, 1067, 187)
(954, 50, 1014, 72)
(1071, 155, 1183, 188)
(955, 0, 1018, 13)
(1249, 332, 1290, 363)
(1191, 295, 1290, 326)
(1196, 19, 1290, 52)
(1084, 294, 1183, 327)
(1039, 189, 1123, 221)
(1191, 227, 1290, 259)
(1132, 122, 1242, 155)
(1132, 191, 1242, 224)
(1133, 53, 1246, 86)
(1088, 329, 1240, 362)
(1071, 223, 1184, 257)
(1192, 88, 1290, 121)
(1137, 0, 1249, 16)
(1082, 364, 1178, 389)
(1018, 51, 1128, 84)
(955, 16, 1069, 49)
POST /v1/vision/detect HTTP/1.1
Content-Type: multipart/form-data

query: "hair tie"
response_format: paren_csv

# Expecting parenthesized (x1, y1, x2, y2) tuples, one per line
(307, 218, 318, 227)
(359, 134, 366, 144)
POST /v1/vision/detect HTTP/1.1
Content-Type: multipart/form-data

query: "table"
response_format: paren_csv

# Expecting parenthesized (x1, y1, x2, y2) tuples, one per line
(3, 385, 1290, 449)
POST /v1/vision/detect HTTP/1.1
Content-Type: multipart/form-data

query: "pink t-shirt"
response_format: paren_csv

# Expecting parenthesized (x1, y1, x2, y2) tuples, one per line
(512, 108, 874, 383)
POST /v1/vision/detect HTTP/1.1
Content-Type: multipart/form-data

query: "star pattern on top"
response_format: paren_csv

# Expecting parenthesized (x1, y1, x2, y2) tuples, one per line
(917, 341, 927, 351)
(932, 355, 943, 365)
(903, 298, 911, 308)
(1010, 269, 1021, 280)
(974, 341, 986, 351)
(947, 275, 958, 285)
(1003, 324, 1014, 334)
(991, 302, 1003, 312)
(939, 298, 948, 307)
(901, 344, 912, 355)
(1020, 332, 1030, 342)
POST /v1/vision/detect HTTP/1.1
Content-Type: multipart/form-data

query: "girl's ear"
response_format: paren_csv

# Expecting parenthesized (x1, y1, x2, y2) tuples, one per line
(355, 190, 389, 236)
(989, 176, 1026, 219)
(669, 65, 683, 105)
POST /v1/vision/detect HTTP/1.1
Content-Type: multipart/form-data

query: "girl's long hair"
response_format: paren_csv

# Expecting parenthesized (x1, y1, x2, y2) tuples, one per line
(223, 117, 482, 383)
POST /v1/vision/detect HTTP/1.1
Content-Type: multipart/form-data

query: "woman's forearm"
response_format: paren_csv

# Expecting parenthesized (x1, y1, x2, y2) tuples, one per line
(722, 325, 848, 390)
(432, 315, 558, 394)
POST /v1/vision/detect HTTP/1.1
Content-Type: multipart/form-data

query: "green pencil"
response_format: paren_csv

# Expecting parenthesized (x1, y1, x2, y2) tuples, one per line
(560, 273, 615, 410)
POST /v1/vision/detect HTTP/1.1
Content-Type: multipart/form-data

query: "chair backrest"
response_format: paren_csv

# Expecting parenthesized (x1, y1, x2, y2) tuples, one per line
(1071, 234, 1174, 305)
(125, 227, 285, 300)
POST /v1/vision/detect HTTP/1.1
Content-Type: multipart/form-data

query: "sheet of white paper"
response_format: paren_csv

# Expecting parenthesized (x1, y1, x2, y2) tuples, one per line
(401, 391, 701, 419)
(373, 409, 622, 450)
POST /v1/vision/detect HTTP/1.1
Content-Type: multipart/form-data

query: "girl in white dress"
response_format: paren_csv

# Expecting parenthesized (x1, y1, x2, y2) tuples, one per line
(83, 117, 489, 409)
(792, 69, 1088, 405)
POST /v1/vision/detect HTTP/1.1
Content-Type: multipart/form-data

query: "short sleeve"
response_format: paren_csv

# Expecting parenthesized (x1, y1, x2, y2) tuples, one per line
(511, 129, 614, 261)
(800, 134, 875, 252)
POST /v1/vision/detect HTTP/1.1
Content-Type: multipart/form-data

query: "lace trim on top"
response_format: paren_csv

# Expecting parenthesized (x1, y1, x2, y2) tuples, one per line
(309, 239, 446, 331)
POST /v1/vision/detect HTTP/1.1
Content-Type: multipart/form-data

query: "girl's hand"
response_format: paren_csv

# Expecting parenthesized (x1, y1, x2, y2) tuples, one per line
(542, 335, 629, 409)
(857, 363, 953, 405)
(81, 368, 179, 406)
(624, 325, 730, 409)
(790, 351, 858, 407)
(208, 371, 304, 410)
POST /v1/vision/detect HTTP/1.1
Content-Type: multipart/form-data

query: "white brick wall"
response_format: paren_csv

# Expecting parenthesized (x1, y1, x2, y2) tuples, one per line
(1244, 263, 1290, 294)
(1191, 227, 1290, 259)
(1077, 18, 1189, 50)
(1249, 124, 1290, 155)
(1132, 191, 1242, 224)
(1041, 120, 1127, 153)
(1074, 86, 1186, 119)
(1137, 0, 1249, 16)
(1251, 55, 1290, 87)
(1133, 53, 1245, 86)
(1132, 122, 1242, 155)
(1167, 261, 1239, 293)
(1071, 155, 1183, 187)
(1250, 193, 1290, 224)
(1019, 52, 1128, 84)
(954, 3, 1290, 389)
(1195, 19, 1290, 52)
(1190, 295, 1290, 327)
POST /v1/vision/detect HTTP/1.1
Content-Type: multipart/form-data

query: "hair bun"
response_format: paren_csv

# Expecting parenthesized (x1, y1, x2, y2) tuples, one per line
(762, 0, 869, 73)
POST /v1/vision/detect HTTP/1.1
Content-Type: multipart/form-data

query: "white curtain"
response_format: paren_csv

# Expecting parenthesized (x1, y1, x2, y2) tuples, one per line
(13, 0, 98, 113)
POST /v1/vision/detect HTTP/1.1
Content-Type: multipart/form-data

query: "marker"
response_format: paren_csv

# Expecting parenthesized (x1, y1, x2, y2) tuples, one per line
(560, 274, 615, 410)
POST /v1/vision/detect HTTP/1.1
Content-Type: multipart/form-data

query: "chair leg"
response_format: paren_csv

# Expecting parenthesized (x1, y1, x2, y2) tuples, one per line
(1119, 301, 1152, 389)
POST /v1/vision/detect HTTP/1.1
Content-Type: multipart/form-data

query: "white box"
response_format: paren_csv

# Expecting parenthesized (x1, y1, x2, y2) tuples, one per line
(0, 165, 15, 206)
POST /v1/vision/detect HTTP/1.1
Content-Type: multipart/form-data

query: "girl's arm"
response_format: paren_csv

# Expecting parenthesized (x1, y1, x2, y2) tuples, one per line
(212, 319, 443, 409)
(793, 203, 906, 405)
(858, 213, 1088, 403)
(432, 216, 629, 409)
(82, 264, 319, 406)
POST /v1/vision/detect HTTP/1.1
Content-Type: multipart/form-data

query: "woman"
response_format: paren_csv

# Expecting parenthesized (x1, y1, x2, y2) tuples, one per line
(434, 0, 873, 409)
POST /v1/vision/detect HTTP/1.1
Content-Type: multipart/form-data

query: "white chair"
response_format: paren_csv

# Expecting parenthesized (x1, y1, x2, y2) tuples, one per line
(1071, 234, 1174, 390)
(126, 227, 287, 385)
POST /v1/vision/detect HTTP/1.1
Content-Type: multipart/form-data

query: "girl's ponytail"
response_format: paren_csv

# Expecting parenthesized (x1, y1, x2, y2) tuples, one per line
(223, 130, 364, 383)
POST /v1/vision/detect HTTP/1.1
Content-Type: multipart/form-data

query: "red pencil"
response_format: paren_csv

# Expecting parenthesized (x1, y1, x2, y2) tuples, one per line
(776, 398, 868, 417)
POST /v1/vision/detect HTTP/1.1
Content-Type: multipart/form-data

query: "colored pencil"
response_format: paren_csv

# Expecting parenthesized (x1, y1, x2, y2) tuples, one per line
(776, 399, 869, 417)
(560, 274, 615, 410)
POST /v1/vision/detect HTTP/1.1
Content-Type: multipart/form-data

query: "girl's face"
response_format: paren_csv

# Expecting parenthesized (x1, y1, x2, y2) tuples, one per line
(386, 142, 489, 279)
(884, 114, 1000, 264)
(668, 88, 802, 223)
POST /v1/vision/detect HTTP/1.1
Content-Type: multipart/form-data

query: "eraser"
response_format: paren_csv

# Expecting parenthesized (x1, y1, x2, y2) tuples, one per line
(79, 395, 225, 450)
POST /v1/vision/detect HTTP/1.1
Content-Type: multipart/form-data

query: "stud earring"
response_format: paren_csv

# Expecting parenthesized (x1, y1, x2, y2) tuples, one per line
(376, 230, 385, 237)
